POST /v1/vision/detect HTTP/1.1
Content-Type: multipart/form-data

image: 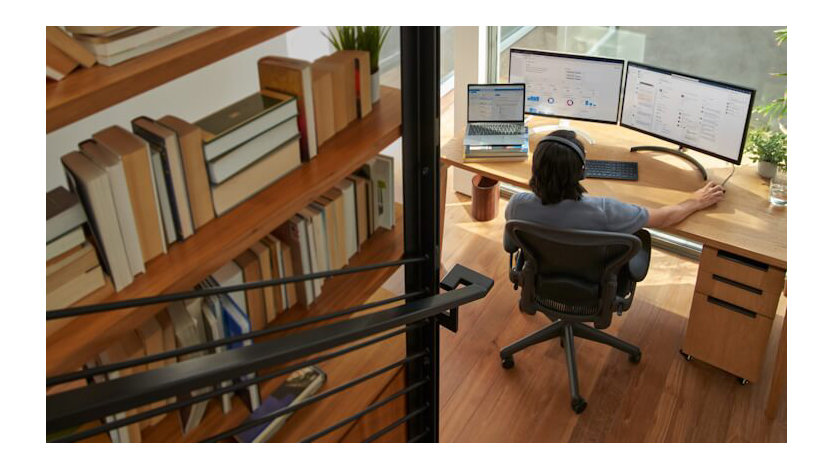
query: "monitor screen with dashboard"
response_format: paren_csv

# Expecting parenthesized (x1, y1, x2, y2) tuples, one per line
(508, 49, 625, 124)
(620, 62, 756, 165)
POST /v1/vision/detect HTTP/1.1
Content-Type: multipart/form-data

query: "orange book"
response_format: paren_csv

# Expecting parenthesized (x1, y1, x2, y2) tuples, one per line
(46, 26, 96, 67)
(250, 241, 277, 324)
(311, 65, 336, 145)
(313, 54, 354, 133)
(235, 250, 266, 331)
(333, 50, 372, 119)
(257, 56, 318, 161)
(46, 39, 79, 80)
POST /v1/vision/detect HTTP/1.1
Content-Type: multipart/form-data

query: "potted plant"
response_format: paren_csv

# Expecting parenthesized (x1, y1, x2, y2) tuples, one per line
(745, 127, 786, 179)
(324, 26, 391, 102)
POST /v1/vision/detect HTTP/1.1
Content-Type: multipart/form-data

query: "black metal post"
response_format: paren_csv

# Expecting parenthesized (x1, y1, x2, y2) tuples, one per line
(401, 26, 441, 442)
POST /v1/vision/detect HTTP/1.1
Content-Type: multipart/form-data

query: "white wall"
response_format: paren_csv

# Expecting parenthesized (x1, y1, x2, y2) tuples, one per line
(46, 27, 334, 191)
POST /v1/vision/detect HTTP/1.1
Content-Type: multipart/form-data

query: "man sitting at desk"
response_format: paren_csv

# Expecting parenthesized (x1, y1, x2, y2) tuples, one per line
(505, 130, 725, 231)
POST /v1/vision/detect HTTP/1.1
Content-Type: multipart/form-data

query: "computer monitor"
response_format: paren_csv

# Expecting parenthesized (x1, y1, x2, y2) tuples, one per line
(620, 62, 756, 166)
(508, 49, 625, 125)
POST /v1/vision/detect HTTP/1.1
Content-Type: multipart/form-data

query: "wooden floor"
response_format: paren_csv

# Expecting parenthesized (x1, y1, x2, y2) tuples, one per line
(430, 187, 787, 442)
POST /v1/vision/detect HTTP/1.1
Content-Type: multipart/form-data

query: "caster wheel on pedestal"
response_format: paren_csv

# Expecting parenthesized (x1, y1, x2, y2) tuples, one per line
(680, 350, 693, 361)
(571, 398, 587, 414)
(738, 377, 749, 385)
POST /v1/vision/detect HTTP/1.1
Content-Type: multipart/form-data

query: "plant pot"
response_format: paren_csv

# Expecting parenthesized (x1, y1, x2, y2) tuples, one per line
(757, 161, 777, 179)
(371, 71, 381, 103)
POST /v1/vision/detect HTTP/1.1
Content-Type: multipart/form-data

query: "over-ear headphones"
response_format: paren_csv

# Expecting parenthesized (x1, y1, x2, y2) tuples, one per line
(538, 135, 586, 165)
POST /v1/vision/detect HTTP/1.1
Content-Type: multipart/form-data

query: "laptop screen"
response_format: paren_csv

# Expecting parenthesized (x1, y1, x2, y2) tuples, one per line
(468, 84, 525, 122)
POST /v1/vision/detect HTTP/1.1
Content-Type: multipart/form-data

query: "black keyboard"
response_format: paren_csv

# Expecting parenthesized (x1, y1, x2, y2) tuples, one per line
(585, 160, 638, 181)
(469, 123, 525, 135)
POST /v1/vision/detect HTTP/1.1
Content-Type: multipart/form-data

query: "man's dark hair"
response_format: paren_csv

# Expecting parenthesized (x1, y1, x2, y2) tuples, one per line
(529, 130, 587, 205)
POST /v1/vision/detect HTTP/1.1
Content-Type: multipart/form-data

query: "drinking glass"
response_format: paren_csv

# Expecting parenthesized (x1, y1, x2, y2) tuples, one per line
(769, 168, 787, 206)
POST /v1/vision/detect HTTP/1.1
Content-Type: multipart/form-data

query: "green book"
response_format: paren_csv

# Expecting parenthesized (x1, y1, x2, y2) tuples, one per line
(196, 91, 298, 162)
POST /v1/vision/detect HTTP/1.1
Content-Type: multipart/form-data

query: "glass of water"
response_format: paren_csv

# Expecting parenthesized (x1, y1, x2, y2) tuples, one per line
(770, 167, 787, 206)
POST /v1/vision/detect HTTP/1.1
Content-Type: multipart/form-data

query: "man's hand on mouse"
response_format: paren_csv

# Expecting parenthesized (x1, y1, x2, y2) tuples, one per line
(694, 181, 725, 209)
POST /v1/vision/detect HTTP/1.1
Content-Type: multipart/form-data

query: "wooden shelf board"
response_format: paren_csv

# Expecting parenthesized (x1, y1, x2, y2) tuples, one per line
(46, 27, 296, 132)
(141, 206, 405, 443)
(46, 86, 402, 376)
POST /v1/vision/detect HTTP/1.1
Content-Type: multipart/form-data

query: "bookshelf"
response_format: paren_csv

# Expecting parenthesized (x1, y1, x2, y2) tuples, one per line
(141, 206, 405, 442)
(47, 86, 403, 377)
(46, 27, 296, 132)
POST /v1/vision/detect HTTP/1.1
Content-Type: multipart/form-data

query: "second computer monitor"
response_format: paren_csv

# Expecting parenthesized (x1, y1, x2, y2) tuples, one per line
(508, 48, 625, 124)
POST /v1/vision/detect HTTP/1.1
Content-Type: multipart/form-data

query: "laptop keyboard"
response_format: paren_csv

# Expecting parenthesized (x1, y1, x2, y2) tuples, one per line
(469, 123, 525, 135)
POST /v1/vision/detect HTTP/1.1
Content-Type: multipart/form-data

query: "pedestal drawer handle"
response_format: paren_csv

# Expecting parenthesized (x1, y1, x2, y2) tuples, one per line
(716, 249, 769, 272)
(707, 296, 757, 319)
(712, 274, 763, 295)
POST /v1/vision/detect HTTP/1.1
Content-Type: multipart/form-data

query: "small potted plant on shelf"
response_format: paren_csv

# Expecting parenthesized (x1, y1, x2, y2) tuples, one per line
(324, 26, 391, 103)
(745, 127, 787, 179)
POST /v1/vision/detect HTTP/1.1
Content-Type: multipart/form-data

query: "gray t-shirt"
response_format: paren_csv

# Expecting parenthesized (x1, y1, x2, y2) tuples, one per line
(505, 192, 648, 234)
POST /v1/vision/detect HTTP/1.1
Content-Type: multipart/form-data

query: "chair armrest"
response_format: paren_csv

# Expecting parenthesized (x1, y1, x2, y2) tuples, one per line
(627, 229, 652, 282)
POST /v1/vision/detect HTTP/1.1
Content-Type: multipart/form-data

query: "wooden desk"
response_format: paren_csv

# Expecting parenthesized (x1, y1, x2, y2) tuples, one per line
(440, 118, 787, 384)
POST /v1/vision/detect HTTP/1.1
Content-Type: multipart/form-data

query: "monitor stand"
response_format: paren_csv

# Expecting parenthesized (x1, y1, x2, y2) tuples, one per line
(526, 118, 596, 145)
(630, 145, 708, 180)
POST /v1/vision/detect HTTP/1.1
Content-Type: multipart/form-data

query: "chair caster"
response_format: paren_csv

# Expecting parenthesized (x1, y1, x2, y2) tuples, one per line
(571, 398, 587, 414)
(679, 350, 693, 361)
(629, 351, 642, 364)
(501, 356, 515, 369)
(738, 377, 749, 385)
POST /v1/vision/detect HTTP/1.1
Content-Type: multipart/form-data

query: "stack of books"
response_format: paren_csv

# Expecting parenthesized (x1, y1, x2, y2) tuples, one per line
(46, 187, 106, 311)
(46, 26, 95, 81)
(196, 91, 303, 216)
(66, 26, 213, 66)
(464, 141, 530, 163)
(258, 50, 373, 158)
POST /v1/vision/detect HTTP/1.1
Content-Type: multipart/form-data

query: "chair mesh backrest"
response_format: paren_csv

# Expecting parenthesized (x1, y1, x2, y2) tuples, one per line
(506, 221, 640, 316)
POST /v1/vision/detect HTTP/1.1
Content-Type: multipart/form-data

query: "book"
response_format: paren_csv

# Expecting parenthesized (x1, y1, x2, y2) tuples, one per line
(274, 216, 314, 307)
(117, 331, 151, 429)
(135, 317, 169, 426)
(132, 117, 195, 241)
(347, 175, 370, 245)
(207, 115, 299, 184)
(301, 206, 327, 295)
(46, 26, 96, 67)
(79, 140, 145, 276)
(97, 345, 143, 442)
(167, 300, 211, 435)
(46, 186, 86, 243)
(93, 126, 166, 261)
(46, 243, 105, 310)
(197, 91, 298, 162)
(234, 250, 267, 332)
(211, 282, 260, 412)
(61, 151, 133, 291)
(250, 241, 277, 324)
(64, 26, 138, 37)
(211, 261, 248, 321)
(157, 115, 215, 230)
(74, 26, 213, 66)
(155, 311, 178, 406)
(332, 50, 372, 119)
(46, 39, 78, 81)
(47, 226, 85, 261)
(337, 179, 358, 260)
(312, 54, 354, 133)
(279, 239, 297, 308)
(323, 188, 347, 268)
(210, 137, 302, 216)
(297, 209, 322, 299)
(257, 56, 318, 161)
(200, 296, 234, 414)
(355, 168, 376, 234)
(311, 65, 335, 145)
(262, 235, 285, 315)
(366, 155, 396, 230)
(233, 366, 326, 443)
(310, 199, 333, 271)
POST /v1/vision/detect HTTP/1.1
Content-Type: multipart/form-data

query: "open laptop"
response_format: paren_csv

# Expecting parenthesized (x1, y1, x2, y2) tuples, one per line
(464, 83, 528, 146)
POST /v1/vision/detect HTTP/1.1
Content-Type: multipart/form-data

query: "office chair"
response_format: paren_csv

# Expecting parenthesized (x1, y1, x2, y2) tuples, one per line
(501, 220, 651, 414)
